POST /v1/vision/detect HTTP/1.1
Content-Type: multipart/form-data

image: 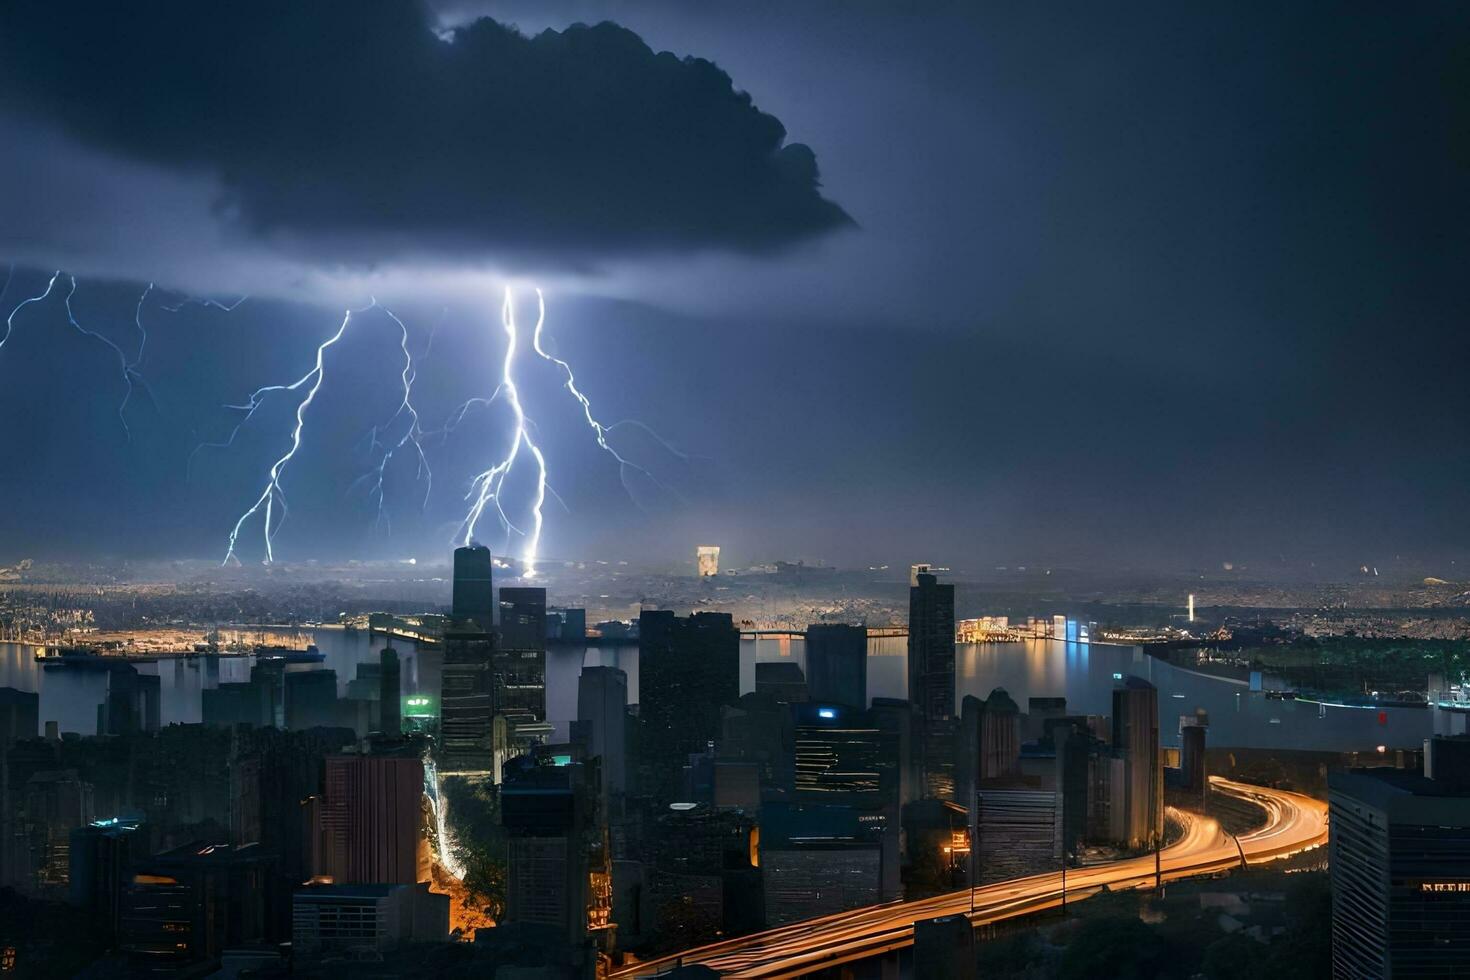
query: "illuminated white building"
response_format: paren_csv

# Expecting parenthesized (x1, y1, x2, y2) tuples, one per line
(696, 545, 720, 577)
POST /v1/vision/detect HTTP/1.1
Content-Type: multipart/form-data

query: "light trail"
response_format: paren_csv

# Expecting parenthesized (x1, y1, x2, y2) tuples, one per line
(529, 287, 685, 505)
(612, 778, 1328, 979)
(456, 287, 548, 577)
(423, 756, 466, 880)
(221, 306, 359, 565)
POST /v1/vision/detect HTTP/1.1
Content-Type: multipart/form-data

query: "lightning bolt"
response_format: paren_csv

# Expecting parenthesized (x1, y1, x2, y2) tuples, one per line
(457, 287, 548, 578)
(528, 287, 686, 505)
(2, 270, 62, 356)
(221, 305, 360, 565)
(351, 304, 432, 534)
(55, 275, 156, 439)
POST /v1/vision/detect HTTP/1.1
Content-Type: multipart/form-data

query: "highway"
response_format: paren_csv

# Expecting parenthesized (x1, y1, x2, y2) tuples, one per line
(611, 777, 1328, 979)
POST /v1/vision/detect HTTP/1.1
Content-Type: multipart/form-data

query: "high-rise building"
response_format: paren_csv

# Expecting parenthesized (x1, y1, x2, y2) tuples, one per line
(119, 842, 274, 967)
(576, 666, 628, 801)
(500, 756, 612, 953)
(760, 802, 883, 925)
(452, 544, 495, 632)
(69, 817, 144, 940)
(0, 688, 38, 746)
(972, 788, 1058, 885)
(908, 568, 956, 799)
(316, 752, 424, 885)
(978, 688, 1021, 782)
(379, 647, 401, 736)
(696, 545, 720, 577)
(870, 697, 917, 807)
(804, 624, 867, 709)
(1330, 752, 1470, 977)
(439, 629, 494, 775)
(284, 670, 339, 730)
(1109, 676, 1163, 850)
(1056, 724, 1109, 860)
(202, 680, 273, 728)
(791, 702, 901, 899)
(638, 610, 740, 799)
(96, 664, 160, 736)
(754, 661, 808, 704)
(497, 586, 547, 721)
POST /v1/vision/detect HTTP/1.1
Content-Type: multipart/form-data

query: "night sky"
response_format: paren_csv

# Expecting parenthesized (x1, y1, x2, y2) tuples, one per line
(0, 1, 1467, 571)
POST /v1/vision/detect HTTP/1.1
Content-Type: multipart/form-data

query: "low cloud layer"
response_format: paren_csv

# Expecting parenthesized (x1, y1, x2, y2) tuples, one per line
(0, 1, 849, 266)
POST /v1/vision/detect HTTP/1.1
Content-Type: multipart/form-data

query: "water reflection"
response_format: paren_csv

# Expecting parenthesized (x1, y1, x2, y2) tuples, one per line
(3, 634, 1436, 751)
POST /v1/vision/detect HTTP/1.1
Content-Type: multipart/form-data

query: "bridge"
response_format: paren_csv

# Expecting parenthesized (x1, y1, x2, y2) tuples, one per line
(610, 777, 1327, 978)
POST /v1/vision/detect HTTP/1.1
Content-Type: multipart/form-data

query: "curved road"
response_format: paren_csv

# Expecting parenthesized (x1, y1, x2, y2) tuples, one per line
(612, 777, 1327, 979)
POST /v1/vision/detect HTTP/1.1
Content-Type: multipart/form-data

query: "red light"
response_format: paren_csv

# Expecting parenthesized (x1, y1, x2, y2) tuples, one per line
(1378, 711, 1387, 726)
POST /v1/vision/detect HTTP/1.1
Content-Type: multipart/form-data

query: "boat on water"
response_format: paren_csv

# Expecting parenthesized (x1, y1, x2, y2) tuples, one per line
(254, 644, 324, 664)
(37, 647, 158, 671)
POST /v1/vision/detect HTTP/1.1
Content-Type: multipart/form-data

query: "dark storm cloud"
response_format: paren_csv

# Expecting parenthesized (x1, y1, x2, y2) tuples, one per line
(0, 0, 849, 262)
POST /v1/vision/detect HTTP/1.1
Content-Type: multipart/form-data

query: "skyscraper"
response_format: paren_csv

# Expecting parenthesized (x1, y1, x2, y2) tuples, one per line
(497, 586, 547, 720)
(1330, 749, 1470, 977)
(452, 544, 495, 632)
(639, 610, 740, 800)
(907, 568, 955, 799)
(1109, 676, 1163, 850)
(0, 688, 38, 746)
(576, 666, 628, 801)
(379, 647, 401, 736)
(316, 752, 424, 885)
(500, 756, 612, 952)
(804, 624, 867, 709)
(439, 629, 494, 775)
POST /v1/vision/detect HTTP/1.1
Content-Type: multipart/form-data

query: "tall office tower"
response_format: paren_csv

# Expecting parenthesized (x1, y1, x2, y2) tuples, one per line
(577, 666, 628, 801)
(638, 610, 740, 800)
(754, 661, 808, 704)
(804, 624, 867, 709)
(1330, 747, 1470, 978)
(696, 545, 720, 577)
(439, 629, 495, 775)
(719, 692, 797, 798)
(1056, 724, 1110, 860)
(761, 802, 884, 925)
(379, 647, 401, 736)
(317, 753, 424, 885)
(956, 695, 983, 811)
(500, 756, 612, 954)
(119, 842, 274, 968)
(971, 787, 1058, 885)
(202, 680, 273, 728)
(497, 587, 547, 720)
(791, 702, 902, 899)
(870, 698, 917, 807)
(1179, 722, 1207, 798)
(907, 568, 956, 799)
(452, 544, 495, 632)
(284, 671, 339, 731)
(96, 664, 161, 736)
(0, 688, 38, 746)
(1109, 676, 1163, 849)
(979, 688, 1021, 781)
(21, 769, 94, 890)
(70, 817, 144, 940)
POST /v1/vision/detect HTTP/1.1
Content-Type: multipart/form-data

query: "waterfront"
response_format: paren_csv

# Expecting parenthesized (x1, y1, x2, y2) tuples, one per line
(1, 633, 1444, 750)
